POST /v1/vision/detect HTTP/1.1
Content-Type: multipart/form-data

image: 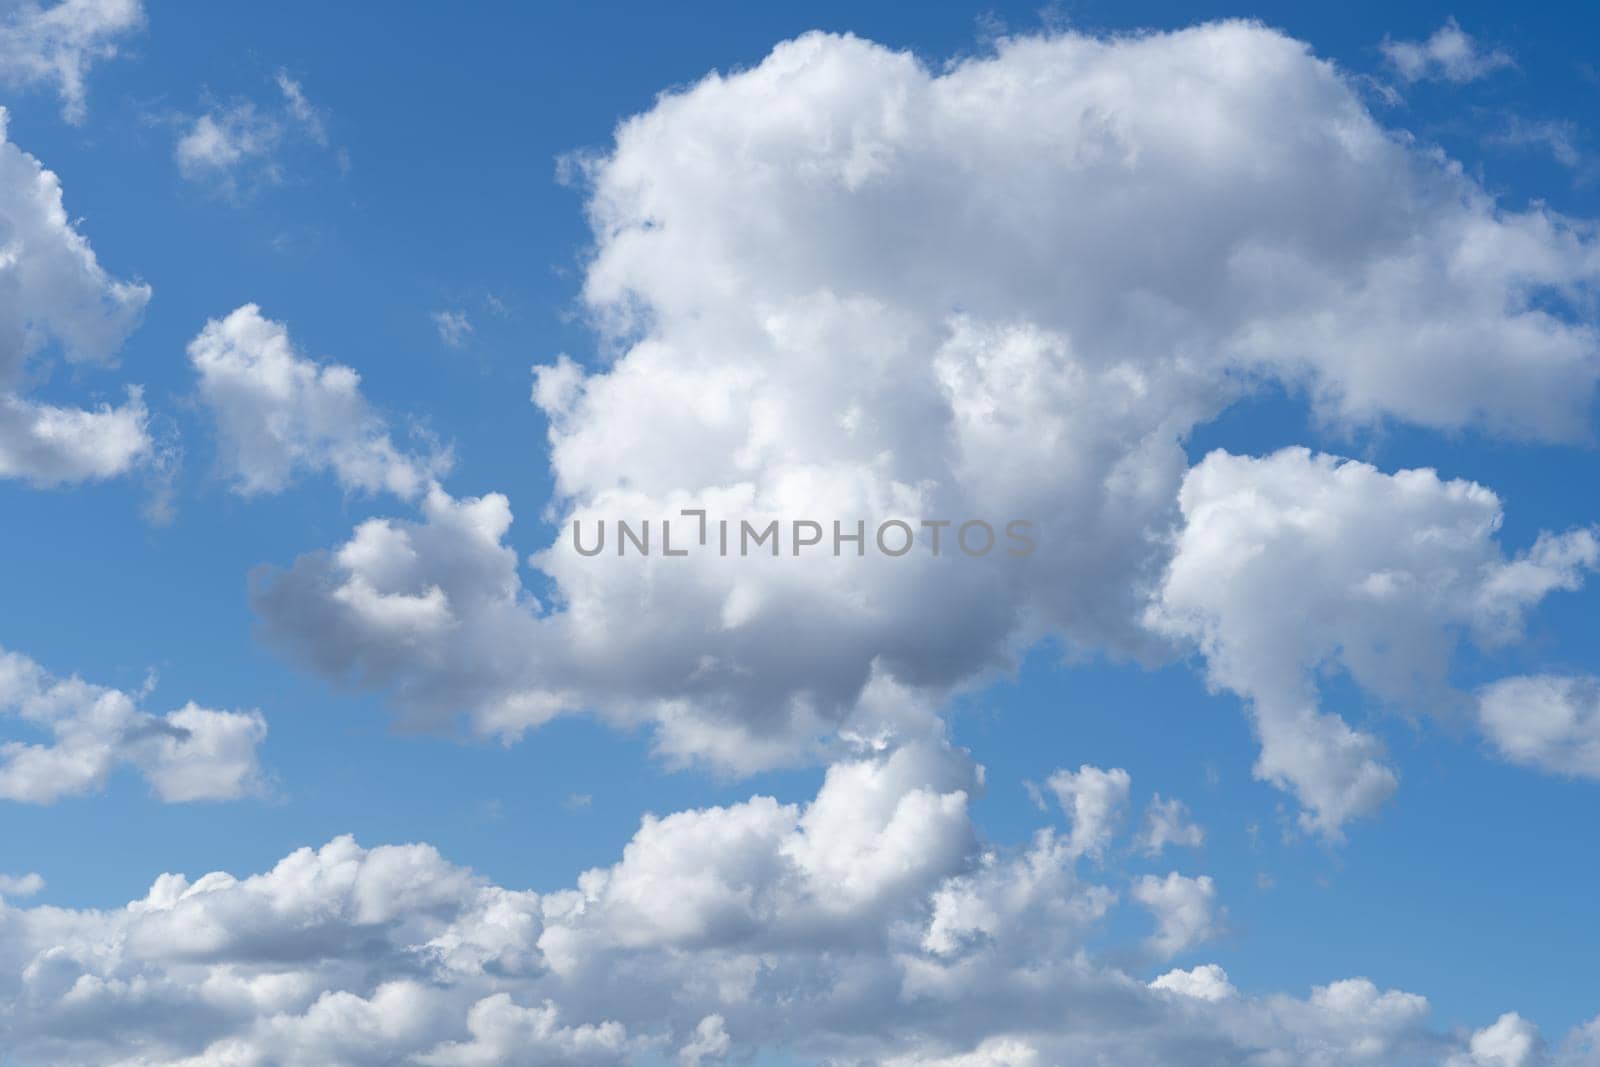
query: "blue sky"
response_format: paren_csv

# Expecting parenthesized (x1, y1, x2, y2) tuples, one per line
(3, 3, 1600, 1065)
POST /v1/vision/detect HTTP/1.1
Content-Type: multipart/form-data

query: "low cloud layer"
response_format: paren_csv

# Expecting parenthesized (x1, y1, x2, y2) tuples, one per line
(3, 742, 1588, 1065)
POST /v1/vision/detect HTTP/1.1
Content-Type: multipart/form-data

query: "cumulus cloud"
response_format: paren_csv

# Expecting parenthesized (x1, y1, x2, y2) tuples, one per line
(1150, 963, 1235, 1003)
(189, 304, 447, 497)
(0, 871, 44, 898)
(0, 645, 267, 803)
(1478, 675, 1600, 779)
(1132, 872, 1220, 959)
(414, 995, 631, 1067)
(1041, 764, 1131, 861)
(1148, 448, 1598, 835)
(1139, 795, 1205, 855)
(1448, 1013, 1545, 1067)
(0, 0, 142, 123)
(677, 1015, 729, 1067)
(0, 737, 1571, 1066)
(1382, 19, 1514, 84)
(176, 69, 330, 195)
(243, 22, 1600, 788)
(0, 108, 152, 485)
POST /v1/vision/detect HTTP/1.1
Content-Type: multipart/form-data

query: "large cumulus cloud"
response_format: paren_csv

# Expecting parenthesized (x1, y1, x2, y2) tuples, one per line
(245, 23, 1600, 814)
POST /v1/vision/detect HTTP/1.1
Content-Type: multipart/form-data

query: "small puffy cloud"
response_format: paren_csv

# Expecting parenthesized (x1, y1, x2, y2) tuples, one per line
(432, 310, 473, 349)
(1478, 675, 1600, 779)
(1148, 448, 1598, 836)
(1382, 19, 1514, 84)
(0, 0, 143, 123)
(189, 304, 447, 498)
(1151, 963, 1236, 1002)
(1132, 872, 1220, 959)
(1043, 764, 1131, 860)
(1448, 1013, 1544, 1067)
(0, 645, 267, 803)
(0, 872, 44, 899)
(0, 108, 152, 485)
(1139, 795, 1205, 855)
(176, 70, 331, 195)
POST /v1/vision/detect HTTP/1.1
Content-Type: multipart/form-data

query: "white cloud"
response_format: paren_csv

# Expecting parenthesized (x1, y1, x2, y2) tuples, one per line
(1042, 764, 1131, 861)
(275, 70, 327, 144)
(0, 872, 44, 899)
(1150, 963, 1236, 1002)
(1139, 794, 1205, 855)
(0, 645, 267, 804)
(0, 739, 1577, 1065)
(0, 108, 152, 485)
(1132, 872, 1219, 959)
(175, 102, 283, 188)
(176, 70, 331, 195)
(1448, 1013, 1544, 1067)
(246, 23, 1600, 786)
(1488, 117, 1585, 171)
(432, 310, 473, 349)
(1148, 448, 1598, 835)
(1478, 675, 1600, 779)
(189, 304, 447, 497)
(0, 0, 143, 123)
(677, 1015, 729, 1067)
(414, 995, 632, 1067)
(1382, 19, 1514, 84)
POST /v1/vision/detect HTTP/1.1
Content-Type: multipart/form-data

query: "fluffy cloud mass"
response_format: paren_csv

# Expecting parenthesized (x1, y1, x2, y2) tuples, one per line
(2, 743, 1585, 1066)
(0, 0, 143, 123)
(0, 108, 152, 485)
(245, 22, 1600, 817)
(0, 645, 266, 804)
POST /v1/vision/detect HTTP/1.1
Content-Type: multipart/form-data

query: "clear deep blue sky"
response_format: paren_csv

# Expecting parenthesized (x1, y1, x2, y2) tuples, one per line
(2, 0, 1598, 1045)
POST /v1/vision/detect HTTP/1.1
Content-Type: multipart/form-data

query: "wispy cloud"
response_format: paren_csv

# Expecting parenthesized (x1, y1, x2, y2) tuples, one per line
(175, 68, 332, 197)
(1381, 18, 1514, 84)
(432, 310, 474, 349)
(1487, 114, 1586, 170)
(0, 0, 144, 123)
